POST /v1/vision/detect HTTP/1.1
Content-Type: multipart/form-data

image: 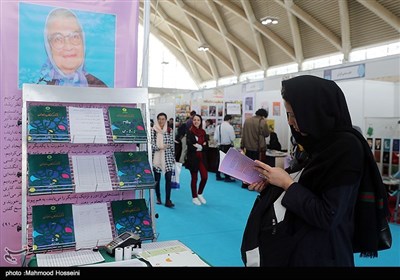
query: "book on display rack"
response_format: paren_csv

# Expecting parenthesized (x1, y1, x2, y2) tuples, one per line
(113, 151, 155, 188)
(108, 106, 147, 143)
(111, 199, 154, 240)
(32, 204, 75, 251)
(28, 153, 73, 195)
(28, 105, 69, 142)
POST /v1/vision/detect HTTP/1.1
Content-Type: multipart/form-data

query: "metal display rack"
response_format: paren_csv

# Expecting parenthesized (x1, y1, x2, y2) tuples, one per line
(21, 84, 156, 262)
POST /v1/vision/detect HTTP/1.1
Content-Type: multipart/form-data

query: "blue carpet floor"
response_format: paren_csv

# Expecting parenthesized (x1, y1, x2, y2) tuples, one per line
(152, 169, 400, 267)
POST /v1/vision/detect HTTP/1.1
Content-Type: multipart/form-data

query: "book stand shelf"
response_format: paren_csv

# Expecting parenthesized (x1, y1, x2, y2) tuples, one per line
(21, 84, 156, 263)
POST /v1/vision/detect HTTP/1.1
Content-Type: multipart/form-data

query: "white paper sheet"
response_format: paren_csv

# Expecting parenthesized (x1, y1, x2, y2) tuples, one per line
(226, 103, 241, 115)
(72, 203, 113, 249)
(69, 107, 107, 143)
(37, 250, 105, 267)
(72, 155, 112, 193)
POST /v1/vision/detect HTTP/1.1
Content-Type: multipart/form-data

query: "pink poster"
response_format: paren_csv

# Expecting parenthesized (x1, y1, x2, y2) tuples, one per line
(0, 0, 139, 266)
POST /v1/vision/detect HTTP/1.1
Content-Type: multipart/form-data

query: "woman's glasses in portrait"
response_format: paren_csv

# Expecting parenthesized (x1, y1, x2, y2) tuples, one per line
(48, 32, 82, 50)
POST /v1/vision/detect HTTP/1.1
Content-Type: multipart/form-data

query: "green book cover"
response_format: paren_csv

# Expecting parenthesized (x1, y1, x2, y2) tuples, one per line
(28, 153, 73, 195)
(111, 199, 154, 240)
(32, 204, 75, 251)
(28, 105, 69, 142)
(113, 151, 155, 187)
(108, 106, 147, 143)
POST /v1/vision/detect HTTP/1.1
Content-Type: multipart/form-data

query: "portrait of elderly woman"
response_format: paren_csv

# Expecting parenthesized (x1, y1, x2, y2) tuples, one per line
(38, 8, 107, 87)
(18, 3, 115, 88)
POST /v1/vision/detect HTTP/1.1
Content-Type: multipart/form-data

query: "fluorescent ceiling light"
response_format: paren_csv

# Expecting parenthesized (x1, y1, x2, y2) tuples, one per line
(198, 45, 209, 52)
(261, 16, 279, 25)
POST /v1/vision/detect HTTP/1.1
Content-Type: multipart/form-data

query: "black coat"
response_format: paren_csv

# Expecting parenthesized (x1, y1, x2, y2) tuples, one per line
(242, 132, 363, 266)
(282, 75, 389, 259)
(184, 130, 208, 172)
(282, 132, 363, 266)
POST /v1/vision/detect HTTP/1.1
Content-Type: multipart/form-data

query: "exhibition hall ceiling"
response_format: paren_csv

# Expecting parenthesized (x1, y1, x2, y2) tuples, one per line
(139, 0, 400, 85)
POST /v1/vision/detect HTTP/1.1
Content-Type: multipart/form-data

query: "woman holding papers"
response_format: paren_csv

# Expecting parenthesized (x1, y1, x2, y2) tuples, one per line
(185, 114, 209, 206)
(241, 75, 389, 267)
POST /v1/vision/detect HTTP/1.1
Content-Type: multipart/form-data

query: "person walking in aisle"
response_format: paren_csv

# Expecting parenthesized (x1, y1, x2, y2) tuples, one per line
(151, 113, 175, 208)
(241, 75, 390, 266)
(185, 114, 209, 206)
(240, 108, 270, 188)
(214, 114, 236, 182)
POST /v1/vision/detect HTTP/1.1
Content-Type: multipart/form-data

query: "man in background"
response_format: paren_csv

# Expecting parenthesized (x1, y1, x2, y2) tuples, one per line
(240, 108, 270, 188)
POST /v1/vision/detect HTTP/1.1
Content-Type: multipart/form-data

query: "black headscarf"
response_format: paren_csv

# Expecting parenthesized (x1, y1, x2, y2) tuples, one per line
(281, 75, 390, 257)
(282, 75, 352, 151)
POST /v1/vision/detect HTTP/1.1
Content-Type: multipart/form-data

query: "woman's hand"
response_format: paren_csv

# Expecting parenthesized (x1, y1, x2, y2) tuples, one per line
(248, 180, 268, 193)
(193, 143, 203, 151)
(253, 160, 294, 191)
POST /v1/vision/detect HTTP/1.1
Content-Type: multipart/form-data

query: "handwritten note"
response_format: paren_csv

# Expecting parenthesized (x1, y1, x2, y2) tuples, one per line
(69, 107, 107, 144)
(68, 107, 107, 144)
(72, 203, 113, 249)
(72, 155, 112, 193)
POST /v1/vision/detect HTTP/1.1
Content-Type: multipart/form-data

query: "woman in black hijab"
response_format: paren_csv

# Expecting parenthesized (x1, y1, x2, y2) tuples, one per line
(241, 75, 389, 267)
